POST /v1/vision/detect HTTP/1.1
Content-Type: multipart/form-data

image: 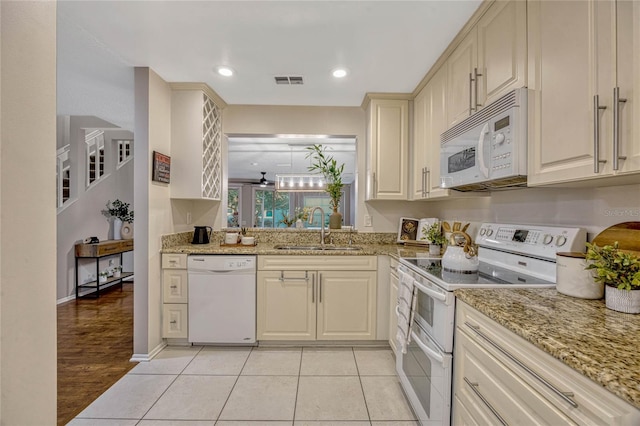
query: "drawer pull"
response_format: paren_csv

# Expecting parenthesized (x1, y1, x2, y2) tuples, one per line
(170, 285, 177, 289)
(464, 321, 578, 408)
(464, 377, 508, 426)
(170, 320, 177, 324)
(279, 270, 309, 282)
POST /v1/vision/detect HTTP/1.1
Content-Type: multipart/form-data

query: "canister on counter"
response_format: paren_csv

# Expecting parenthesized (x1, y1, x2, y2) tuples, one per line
(556, 252, 603, 299)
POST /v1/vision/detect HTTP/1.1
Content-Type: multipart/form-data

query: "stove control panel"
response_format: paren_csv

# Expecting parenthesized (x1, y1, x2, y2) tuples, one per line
(476, 223, 586, 260)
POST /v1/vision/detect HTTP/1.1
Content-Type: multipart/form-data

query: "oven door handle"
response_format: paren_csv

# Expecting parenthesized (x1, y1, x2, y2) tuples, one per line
(410, 330, 445, 366)
(412, 279, 448, 303)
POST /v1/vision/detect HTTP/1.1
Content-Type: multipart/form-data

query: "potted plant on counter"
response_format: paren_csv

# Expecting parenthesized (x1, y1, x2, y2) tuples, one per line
(306, 144, 345, 229)
(425, 222, 446, 256)
(585, 242, 640, 313)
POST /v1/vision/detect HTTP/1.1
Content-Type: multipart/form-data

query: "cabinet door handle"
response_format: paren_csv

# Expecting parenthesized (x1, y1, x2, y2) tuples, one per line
(469, 72, 474, 113)
(425, 168, 431, 195)
(463, 377, 508, 426)
(319, 273, 323, 303)
(613, 87, 627, 171)
(593, 95, 607, 173)
(464, 321, 578, 408)
(420, 167, 426, 197)
(474, 68, 483, 108)
(372, 172, 377, 198)
(311, 274, 315, 304)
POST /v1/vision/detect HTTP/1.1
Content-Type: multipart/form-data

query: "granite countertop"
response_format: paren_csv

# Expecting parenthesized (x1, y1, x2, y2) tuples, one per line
(161, 242, 431, 258)
(455, 288, 640, 409)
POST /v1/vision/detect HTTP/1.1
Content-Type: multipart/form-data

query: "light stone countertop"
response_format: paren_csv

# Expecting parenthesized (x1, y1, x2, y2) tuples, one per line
(455, 288, 640, 410)
(160, 241, 431, 259)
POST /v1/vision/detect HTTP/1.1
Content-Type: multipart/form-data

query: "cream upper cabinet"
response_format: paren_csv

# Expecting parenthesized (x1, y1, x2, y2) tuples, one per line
(170, 88, 222, 200)
(365, 98, 409, 200)
(447, 31, 478, 128)
(412, 65, 450, 200)
(614, 0, 640, 175)
(316, 271, 377, 340)
(528, 0, 640, 186)
(476, 0, 527, 107)
(447, 0, 526, 128)
(257, 256, 377, 341)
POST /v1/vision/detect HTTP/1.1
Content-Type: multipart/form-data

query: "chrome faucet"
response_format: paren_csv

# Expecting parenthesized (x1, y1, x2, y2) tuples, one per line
(308, 206, 330, 245)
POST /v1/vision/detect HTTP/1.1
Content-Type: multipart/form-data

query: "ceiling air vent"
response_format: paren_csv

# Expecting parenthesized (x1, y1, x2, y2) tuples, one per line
(274, 76, 304, 85)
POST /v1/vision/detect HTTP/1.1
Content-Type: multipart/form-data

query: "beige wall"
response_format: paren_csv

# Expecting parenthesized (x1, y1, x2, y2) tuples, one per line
(0, 1, 57, 423)
(133, 68, 173, 358)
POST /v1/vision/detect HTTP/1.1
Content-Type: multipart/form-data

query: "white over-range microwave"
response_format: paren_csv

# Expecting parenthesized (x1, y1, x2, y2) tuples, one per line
(440, 88, 529, 191)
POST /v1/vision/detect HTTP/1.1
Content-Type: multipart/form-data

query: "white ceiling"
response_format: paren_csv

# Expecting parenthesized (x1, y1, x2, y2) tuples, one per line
(58, 0, 482, 107)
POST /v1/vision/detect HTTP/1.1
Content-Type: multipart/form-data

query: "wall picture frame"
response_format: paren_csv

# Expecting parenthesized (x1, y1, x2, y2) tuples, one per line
(397, 217, 419, 243)
(152, 151, 171, 183)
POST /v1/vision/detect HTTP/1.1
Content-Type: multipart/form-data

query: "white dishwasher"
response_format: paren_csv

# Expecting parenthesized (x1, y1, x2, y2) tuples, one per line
(187, 255, 256, 344)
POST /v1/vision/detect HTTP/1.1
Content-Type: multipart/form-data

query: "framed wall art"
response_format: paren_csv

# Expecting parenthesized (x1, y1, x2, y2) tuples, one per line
(152, 151, 171, 183)
(397, 217, 419, 243)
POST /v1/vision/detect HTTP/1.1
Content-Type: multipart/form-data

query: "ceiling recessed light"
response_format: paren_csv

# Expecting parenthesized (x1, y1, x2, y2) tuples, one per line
(332, 69, 348, 78)
(217, 66, 234, 77)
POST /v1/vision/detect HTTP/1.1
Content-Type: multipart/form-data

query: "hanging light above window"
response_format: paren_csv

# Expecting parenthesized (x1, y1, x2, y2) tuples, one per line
(275, 174, 327, 192)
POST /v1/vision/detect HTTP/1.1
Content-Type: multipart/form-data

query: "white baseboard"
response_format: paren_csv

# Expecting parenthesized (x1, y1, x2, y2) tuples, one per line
(130, 341, 167, 362)
(57, 295, 76, 304)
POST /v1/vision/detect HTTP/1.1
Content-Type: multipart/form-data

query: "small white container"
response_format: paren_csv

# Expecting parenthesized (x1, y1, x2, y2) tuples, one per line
(225, 233, 239, 244)
(556, 252, 603, 299)
(241, 236, 255, 246)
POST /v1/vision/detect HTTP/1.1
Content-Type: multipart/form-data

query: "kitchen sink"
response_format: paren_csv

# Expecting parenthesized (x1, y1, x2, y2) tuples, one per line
(274, 245, 363, 251)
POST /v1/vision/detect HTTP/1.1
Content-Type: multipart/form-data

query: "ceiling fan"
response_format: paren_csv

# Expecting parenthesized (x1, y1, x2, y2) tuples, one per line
(256, 172, 271, 187)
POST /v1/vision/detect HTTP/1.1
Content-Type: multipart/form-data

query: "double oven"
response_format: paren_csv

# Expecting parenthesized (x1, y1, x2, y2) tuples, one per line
(395, 222, 586, 425)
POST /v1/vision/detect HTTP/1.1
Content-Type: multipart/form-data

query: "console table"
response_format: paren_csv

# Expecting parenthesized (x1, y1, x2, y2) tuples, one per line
(75, 239, 134, 298)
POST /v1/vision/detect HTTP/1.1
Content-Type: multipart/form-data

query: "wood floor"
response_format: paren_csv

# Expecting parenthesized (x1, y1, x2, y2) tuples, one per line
(57, 282, 137, 425)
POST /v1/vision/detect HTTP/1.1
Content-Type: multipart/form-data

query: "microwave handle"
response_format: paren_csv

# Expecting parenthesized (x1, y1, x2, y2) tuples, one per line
(477, 122, 490, 179)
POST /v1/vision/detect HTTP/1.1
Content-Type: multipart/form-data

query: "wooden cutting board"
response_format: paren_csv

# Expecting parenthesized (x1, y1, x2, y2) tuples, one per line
(592, 222, 640, 255)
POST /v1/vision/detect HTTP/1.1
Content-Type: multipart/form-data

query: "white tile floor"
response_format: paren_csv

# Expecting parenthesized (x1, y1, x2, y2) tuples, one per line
(69, 346, 417, 426)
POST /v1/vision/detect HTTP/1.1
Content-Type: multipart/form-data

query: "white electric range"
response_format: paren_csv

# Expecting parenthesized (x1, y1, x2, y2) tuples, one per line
(395, 222, 587, 426)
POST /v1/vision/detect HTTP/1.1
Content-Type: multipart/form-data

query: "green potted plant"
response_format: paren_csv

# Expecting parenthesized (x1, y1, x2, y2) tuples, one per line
(585, 242, 640, 313)
(306, 144, 345, 229)
(101, 199, 134, 240)
(99, 271, 109, 283)
(424, 222, 446, 256)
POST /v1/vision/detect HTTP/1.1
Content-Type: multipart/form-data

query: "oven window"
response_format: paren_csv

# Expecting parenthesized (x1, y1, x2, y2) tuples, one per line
(415, 290, 434, 328)
(448, 147, 476, 173)
(403, 340, 432, 417)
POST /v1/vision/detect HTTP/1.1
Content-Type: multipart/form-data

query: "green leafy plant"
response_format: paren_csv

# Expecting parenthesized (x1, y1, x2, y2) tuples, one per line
(305, 144, 345, 211)
(101, 199, 134, 223)
(585, 242, 640, 291)
(424, 222, 446, 245)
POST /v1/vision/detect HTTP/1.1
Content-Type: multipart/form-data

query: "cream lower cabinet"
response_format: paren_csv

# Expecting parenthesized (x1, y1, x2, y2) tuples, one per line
(257, 256, 377, 341)
(527, 0, 640, 186)
(454, 301, 640, 425)
(388, 258, 399, 354)
(161, 253, 188, 339)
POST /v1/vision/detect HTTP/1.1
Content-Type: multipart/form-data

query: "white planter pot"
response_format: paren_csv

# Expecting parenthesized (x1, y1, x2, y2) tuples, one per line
(99, 275, 107, 283)
(113, 270, 121, 278)
(605, 286, 640, 314)
(429, 244, 441, 256)
(112, 218, 123, 240)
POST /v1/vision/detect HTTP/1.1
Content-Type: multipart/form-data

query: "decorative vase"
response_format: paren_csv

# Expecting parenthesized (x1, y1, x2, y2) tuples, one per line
(112, 218, 123, 240)
(99, 275, 107, 283)
(121, 222, 134, 239)
(114, 270, 121, 278)
(605, 286, 640, 314)
(429, 244, 441, 256)
(296, 219, 304, 229)
(329, 209, 342, 229)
